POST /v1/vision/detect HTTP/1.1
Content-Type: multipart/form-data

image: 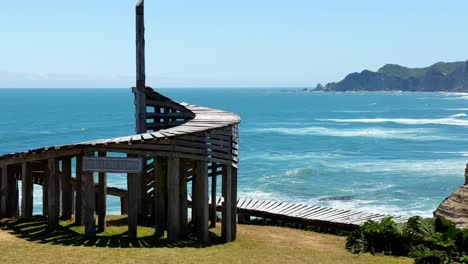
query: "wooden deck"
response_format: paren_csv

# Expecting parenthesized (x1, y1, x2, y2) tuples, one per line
(195, 196, 407, 231)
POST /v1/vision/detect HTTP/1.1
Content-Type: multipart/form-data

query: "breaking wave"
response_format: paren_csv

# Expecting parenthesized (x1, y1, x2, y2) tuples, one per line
(255, 126, 451, 140)
(319, 116, 468, 126)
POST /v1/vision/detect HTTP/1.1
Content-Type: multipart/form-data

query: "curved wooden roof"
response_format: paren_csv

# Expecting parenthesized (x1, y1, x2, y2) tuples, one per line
(0, 95, 240, 167)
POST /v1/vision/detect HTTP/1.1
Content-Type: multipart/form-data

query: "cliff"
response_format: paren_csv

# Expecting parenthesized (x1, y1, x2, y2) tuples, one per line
(318, 61, 468, 92)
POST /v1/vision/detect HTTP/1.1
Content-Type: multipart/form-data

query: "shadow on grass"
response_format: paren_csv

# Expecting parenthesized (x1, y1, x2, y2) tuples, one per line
(0, 216, 223, 249)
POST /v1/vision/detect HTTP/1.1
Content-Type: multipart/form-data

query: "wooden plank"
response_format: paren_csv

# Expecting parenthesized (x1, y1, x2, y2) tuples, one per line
(210, 165, 217, 228)
(1, 165, 16, 217)
(21, 162, 33, 218)
(97, 152, 107, 232)
(127, 154, 141, 239)
(135, 0, 146, 134)
(230, 167, 237, 240)
(42, 172, 48, 216)
(167, 157, 181, 242)
(154, 157, 166, 237)
(179, 159, 188, 237)
(195, 161, 209, 242)
(74, 155, 84, 225)
(47, 158, 60, 230)
(61, 157, 73, 220)
(221, 165, 232, 242)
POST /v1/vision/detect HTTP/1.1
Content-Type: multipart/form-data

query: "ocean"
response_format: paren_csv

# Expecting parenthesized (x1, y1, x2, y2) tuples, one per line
(1, 88, 467, 217)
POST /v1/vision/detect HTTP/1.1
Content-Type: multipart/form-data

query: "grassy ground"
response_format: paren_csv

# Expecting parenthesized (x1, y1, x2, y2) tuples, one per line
(0, 216, 412, 264)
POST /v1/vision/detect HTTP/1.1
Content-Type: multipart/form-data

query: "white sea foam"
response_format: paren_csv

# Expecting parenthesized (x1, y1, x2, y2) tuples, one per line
(445, 108, 468, 111)
(256, 126, 451, 141)
(319, 116, 468, 126)
(449, 113, 467, 118)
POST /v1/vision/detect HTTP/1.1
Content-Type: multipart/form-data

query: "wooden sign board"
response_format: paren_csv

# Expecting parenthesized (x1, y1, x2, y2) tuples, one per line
(82, 157, 143, 173)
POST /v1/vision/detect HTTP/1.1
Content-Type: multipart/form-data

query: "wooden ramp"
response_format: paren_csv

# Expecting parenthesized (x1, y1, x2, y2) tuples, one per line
(198, 196, 408, 231)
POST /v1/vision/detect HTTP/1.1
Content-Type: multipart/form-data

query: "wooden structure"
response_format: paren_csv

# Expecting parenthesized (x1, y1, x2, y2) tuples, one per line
(0, 0, 240, 243)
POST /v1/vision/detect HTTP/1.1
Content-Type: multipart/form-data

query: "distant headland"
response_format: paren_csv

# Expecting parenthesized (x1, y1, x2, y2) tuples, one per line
(316, 60, 468, 92)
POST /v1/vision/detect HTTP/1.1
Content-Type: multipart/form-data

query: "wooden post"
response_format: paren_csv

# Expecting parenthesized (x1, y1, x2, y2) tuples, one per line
(1, 165, 9, 217)
(83, 153, 95, 237)
(154, 157, 166, 237)
(120, 195, 128, 215)
(134, 0, 147, 134)
(231, 167, 238, 241)
(210, 166, 217, 228)
(97, 152, 107, 232)
(2, 165, 18, 218)
(61, 157, 73, 220)
(221, 165, 232, 242)
(42, 171, 48, 216)
(21, 162, 33, 218)
(191, 161, 198, 227)
(195, 161, 209, 242)
(48, 159, 60, 230)
(179, 159, 188, 237)
(167, 157, 181, 242)
(127, 154, 141, 239)
(0, 166, 2, 215)
(74, 155, 84, 225)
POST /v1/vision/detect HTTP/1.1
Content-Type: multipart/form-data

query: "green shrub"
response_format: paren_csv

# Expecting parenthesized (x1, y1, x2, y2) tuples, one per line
(346, 216, 467, 263)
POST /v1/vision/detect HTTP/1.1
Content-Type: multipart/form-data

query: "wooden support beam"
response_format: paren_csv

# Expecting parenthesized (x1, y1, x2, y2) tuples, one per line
(97, 152, 107, 232)
(127, 154, 141, 239)
(167, 157, 181, 242)
(154, 157, 166, 237)
(0, 167, 2, 215)
(231, 167, 238, 241)
(1, 165, 16, 217)
(195, 161, 209, 242)
(61, 157, 73, 220)
(47, 159, 60, 230)
(210, 165, 217, 228)
(191, 161, 198, 227)
(83, 153, 96, 237)
(179, 159, 188, 237)
(21, 162, 33, 218)
(120, 195, 128, 215)
(42, 172, 48, 216)
(134, 0, 146, 134)
(221, 165, 232, 242)
(74, 155, 84, 225)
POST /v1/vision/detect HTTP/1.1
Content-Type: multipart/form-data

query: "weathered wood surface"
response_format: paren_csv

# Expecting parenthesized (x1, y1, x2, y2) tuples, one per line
(127, 154, 141, 239)
(97, 152, 107, 232)
(61, 157, 73, 220)
(47, 159, 60, 229)
(0, 88, 240, 169)
(188, 196, 407, 231)
(167, 157, 180, 242)
(21, 162, 33, 218)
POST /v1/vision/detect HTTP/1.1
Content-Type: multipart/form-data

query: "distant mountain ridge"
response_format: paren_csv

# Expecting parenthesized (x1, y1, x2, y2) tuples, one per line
(317, 60, 468, 92)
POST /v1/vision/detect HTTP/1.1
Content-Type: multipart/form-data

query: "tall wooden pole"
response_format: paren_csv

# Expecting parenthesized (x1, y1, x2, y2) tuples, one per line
(61, 158, 73, 220)
(97, 152, 107, 232)
(21, 162, 33, 218)
(167, 157, 181, 242)
(74, 155, 84, 225)
(135, 0, 147, 134)
(48, 159, 60, 230)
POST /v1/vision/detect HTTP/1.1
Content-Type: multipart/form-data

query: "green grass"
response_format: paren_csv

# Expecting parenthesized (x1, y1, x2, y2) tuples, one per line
(0, 216, 413, 264)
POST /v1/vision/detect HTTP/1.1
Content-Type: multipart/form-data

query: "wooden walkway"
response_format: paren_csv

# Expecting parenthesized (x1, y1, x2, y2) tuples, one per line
(190, 196, 408, 231)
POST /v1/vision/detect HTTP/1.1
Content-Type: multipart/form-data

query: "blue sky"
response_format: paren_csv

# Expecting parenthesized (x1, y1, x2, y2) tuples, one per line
(1, 0, 468, 88)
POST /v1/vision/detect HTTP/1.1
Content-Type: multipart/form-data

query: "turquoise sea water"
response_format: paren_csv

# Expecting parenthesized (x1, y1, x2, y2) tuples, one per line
(1, 88, 468, 217)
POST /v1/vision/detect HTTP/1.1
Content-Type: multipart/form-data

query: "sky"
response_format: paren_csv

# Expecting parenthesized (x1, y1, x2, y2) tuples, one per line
(1, 0, 468, 88)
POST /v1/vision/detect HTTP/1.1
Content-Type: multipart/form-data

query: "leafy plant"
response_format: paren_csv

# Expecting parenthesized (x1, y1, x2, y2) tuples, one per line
(346, 216, 468, 264)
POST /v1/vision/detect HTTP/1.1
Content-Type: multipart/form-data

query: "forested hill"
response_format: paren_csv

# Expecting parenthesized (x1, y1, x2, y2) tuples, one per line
(317, 61, 468, 92)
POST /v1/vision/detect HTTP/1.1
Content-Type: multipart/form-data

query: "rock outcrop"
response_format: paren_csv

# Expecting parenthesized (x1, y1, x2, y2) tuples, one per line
(435, 185, 468, 228)
(318, 60, 468, 92)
